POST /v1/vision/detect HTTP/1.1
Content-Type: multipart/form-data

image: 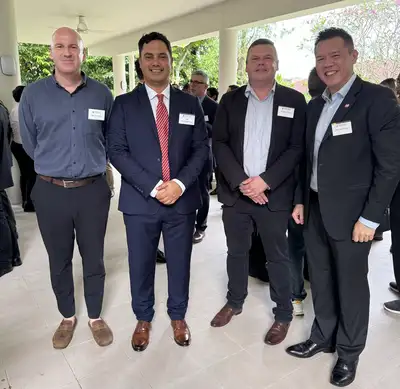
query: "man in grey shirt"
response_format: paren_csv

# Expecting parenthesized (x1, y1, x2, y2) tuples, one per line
(19, 27, 114, 349)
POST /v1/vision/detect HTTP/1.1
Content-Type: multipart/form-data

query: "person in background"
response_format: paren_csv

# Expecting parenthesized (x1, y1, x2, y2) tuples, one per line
(182, 83, 190, 93)
(189, 70, 218, 243)
(227, 84, 239, 92)
(19, 27, 114, 349)
(286, 28, 400, 387)
(207, 87, 219, 102)
(9, 85, 36, 212)
(289, 67, 327, 317)
(0, 99, 21, 277)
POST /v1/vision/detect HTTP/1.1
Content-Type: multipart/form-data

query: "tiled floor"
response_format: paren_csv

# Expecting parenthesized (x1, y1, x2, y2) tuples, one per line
(1, 173, 400, 389)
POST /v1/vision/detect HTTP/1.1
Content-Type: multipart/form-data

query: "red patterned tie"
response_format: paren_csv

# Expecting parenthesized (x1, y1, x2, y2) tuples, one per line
(156, 94, 170, 181)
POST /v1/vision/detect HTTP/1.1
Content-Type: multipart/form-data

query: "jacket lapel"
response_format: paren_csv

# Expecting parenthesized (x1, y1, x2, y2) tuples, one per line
(235, 87, 249, 166)
(321, 76, 363, 143)
(267, 84, 281, 165)
(307, 97, 325, 162)
(137, 84, 159, 142)
(168, 86, 179, 145)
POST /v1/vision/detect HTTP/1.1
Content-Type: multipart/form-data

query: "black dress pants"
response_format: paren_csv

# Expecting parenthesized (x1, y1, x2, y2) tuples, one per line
(31, 176, 111, 319)
(390, 183, 400, 287)
(304, 191, 371, 362)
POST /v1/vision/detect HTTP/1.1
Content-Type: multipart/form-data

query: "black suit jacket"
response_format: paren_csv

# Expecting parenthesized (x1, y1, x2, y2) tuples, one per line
(212, 84, 307, 211)
(297, 76, 400, 240)
(201, 95, 218, 139)
(0, 104, 13, 190)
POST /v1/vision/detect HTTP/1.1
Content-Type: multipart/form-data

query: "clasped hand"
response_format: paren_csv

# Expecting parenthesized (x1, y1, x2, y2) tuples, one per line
(240, 176, 269, 205)
(155, 181, 182, 205)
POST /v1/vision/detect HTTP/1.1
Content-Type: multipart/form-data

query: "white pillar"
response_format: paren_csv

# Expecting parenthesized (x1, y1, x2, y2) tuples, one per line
(1, 0, 22, 205)
(218, 29, 238, 97)
(112, 55, 127, 96)
(128, 53, 136, 91)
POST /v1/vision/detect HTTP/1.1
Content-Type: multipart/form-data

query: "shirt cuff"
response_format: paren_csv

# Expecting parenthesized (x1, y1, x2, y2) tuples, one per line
(358, 216, 379, 230)
(172, 179, 186, 195)
(150, 180, 163, 198)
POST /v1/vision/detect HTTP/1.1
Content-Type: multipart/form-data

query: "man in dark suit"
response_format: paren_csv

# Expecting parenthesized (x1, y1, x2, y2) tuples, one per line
(189, 70, 218, 243)
(107, 32, 208, 352)
(210, 38, 307, 346)
(286, 28, 400, 387)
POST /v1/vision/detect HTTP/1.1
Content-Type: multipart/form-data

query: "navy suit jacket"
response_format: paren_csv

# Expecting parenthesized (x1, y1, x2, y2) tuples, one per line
(107, 84, 209, 215)
(201, 95, 218, 139)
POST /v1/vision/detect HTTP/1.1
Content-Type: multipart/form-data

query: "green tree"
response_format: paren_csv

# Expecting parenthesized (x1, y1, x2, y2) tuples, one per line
(300, 0, 400, 82)
(18, 43, 114, 90)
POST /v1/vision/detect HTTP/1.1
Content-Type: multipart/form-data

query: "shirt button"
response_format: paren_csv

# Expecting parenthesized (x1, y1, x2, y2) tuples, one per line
(73, 162, 76, 164)
(73, 127, 76, 130)
(72, 110, 75, 113)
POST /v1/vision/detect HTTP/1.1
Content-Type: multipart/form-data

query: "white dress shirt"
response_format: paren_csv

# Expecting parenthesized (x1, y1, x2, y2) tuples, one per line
(10, 103, 22, 144)
(144, 84, 186, 198)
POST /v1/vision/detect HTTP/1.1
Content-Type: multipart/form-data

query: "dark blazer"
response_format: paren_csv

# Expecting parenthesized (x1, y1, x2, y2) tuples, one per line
(212, 84, 307, 211)
(0, 104, 13, 191)
(297, 76, 400, 240)
(201, 95, 218, 139)
(107, 84, 209, 215)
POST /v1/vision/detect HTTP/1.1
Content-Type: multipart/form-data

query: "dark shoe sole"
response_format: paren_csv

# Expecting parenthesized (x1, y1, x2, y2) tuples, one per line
(174, 338, 191, 347)
(265, 337, 286, 346)
(383, 304, 400, 315)
(286, 347, 335, 359)
(389, 286, 399, 294)
(330, 376, 356, 387)
(210, 309, 242, 328)
(12, 258, 22, 267)
(132, 342, 149, 352)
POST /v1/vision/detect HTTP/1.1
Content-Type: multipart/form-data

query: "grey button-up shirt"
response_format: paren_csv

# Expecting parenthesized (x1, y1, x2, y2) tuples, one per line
(243, 83, 275, 177)
(19, 73, 114, 179)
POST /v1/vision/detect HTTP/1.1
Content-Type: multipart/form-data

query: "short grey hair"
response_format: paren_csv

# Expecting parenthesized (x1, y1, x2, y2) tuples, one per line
(192, 70, 209, 85)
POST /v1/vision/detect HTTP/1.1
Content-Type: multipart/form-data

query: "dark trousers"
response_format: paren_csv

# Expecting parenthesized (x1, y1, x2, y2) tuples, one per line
(31, 176, 111, 319)
(11, 142, 36, 209)
(304, 191, 371, 362)
(390, 183, 400, 286)
(222, 199, 292, 322)
(0, 190, 20, 269)
(124, 208, 196, 322)
(195, 157, 212, 231)
(288, 218, 307, 301)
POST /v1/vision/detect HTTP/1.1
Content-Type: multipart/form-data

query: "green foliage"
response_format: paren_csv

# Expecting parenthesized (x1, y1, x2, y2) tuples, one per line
(18, 43, 114, 90)
(300, 0, 400, 82)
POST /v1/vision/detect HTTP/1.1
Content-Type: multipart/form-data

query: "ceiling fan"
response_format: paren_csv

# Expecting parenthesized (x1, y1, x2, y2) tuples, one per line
(49, 15, 111, 35)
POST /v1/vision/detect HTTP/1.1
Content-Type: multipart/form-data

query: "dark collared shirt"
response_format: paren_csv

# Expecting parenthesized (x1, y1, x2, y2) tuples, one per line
(19, 73, 114, 179)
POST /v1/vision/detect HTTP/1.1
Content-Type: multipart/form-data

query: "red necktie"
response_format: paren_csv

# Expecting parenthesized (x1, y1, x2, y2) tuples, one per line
(156, 94, 170, 181)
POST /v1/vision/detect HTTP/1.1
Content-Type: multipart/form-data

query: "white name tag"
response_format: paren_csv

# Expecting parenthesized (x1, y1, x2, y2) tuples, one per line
(277, 106, 295, 118)
(88, 109, 105, 121)
(179, 113, 195, 126)
(332, 121, 352, 136)
(204, 115, 209, 122)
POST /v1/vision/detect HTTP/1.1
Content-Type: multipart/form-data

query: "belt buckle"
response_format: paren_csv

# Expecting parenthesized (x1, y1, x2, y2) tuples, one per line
(63, 180, 75, 188)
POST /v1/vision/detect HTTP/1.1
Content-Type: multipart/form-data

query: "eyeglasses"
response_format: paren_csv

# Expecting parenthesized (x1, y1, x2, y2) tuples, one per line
(190, 80, 206, 85)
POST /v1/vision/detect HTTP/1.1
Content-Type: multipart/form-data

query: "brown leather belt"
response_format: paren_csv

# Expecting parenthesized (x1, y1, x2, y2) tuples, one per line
(39, 174, 102, 188)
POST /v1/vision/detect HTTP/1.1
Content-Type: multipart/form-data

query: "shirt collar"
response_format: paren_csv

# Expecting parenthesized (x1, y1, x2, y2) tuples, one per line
(145, 84, 170, 101)
(198, 95, 206, 103)
(51, 71, 87, 87)
(245, 82, 276, 100)
(322, 73, 357, 103)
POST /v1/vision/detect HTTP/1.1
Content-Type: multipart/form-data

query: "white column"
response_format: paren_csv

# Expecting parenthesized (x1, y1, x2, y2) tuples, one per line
(112, 55, 127, 96)
(1, 0, 22, 205)
(218, 29, 238, 98)
(128, 53, 136, 91)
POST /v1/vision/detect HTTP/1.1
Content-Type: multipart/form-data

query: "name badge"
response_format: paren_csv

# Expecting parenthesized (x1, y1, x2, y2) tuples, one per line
(332, 121, 352, 136)
(88, 109, 105, 121)
(179, 113, 195, 126)
(204, 115, 209, 122)
(278, 106, 295, 118)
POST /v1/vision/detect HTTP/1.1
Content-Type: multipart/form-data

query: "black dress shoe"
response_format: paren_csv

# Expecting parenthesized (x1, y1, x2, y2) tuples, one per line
(156, 249, 166, 264)
(286, 339, 335, 358)
(330, 359, 358, 387)
(12, 257, 22, 267)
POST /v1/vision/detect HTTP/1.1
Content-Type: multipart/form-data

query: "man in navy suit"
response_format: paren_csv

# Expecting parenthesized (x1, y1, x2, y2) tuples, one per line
(189, 70, 218, 243)
(107, 32, 208, 352)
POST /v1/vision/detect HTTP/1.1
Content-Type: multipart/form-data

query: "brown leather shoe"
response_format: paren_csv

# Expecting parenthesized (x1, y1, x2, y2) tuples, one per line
(264, 321, 290, 345)
(210, 304, 242, 328)
(171, 320, 191, 347)
(88, 319, 113, 347)
(131, 321, 151, 352)
(52, 318, 77, 349)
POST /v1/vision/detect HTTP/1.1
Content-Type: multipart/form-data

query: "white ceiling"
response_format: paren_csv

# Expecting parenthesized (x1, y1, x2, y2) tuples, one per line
(14, 0, 225, 46)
